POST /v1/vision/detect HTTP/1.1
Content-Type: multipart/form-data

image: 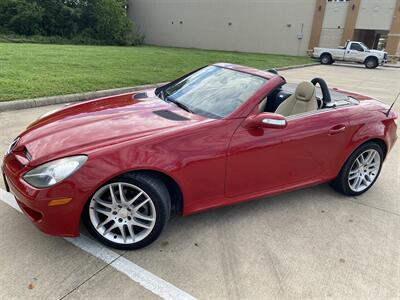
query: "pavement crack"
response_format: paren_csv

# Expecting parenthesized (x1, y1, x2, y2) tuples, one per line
(265, 248, 285, 296)
(217, 218, 241, 300)
(58, 251, 126, 300)
(347, 199, 400, 218)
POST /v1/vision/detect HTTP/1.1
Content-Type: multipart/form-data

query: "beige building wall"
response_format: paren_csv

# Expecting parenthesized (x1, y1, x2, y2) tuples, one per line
(386, 0, 400, 55)
(319, 1, 348, 47)
(128, 0, 316, 56)
(128, 0, 400, 56)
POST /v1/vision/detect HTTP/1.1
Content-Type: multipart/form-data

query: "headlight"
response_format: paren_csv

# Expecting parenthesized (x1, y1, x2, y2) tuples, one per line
(23, 155, 87, 188)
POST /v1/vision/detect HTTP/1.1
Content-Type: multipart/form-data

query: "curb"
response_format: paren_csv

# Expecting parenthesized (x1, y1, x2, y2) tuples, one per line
(273, 62, 320, 71)
(0, 63, 319, 113)
(0, 83, 166, 113)
(383, 64, 400, 69)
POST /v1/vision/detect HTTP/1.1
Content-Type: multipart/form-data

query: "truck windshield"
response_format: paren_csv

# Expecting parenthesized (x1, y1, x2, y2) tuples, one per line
(159, 66, 266, 119)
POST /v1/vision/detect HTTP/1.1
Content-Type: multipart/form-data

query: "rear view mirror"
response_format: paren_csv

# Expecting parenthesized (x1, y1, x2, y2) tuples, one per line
(245, 112, 287, 129)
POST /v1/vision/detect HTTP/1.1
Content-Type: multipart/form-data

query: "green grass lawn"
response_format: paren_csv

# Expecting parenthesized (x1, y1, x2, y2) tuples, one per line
(0, 43, 313, 101)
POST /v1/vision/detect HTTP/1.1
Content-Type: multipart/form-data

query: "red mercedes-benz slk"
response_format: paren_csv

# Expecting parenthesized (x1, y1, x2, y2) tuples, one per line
(2, 63, 398, 249)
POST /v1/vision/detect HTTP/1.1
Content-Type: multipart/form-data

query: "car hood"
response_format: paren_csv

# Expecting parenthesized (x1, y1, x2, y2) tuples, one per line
(367, 49, 386, 56)
(17, 90, 207, 164)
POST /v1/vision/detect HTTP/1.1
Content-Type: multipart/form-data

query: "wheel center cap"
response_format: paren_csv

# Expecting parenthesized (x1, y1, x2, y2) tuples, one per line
(118, 208, 128, 218)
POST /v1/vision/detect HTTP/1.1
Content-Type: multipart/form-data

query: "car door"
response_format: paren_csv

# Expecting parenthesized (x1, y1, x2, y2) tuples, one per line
(345, 43, 365, 62)
(225, 108, 354, 198)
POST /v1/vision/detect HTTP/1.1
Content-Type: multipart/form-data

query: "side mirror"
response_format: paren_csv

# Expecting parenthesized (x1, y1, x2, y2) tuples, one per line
(245, 112, 287, 129)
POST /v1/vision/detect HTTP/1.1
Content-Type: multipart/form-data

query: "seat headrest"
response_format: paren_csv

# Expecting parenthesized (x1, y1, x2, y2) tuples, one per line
(295, 81, 315, 102)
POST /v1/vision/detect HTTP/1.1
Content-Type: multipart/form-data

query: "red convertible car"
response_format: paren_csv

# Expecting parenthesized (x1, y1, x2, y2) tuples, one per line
(2, 63, 398, 249)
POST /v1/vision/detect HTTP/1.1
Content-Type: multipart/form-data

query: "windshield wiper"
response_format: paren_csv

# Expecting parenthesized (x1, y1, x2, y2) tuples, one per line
(165, 96, 193, 113)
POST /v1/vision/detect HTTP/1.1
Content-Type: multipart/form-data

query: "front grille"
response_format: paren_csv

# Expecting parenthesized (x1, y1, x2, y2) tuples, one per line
(24, 148, 32, 161)
(5, 146, 32, 172)
(384, 53, 388, 60)
(6, 137, 20, 155)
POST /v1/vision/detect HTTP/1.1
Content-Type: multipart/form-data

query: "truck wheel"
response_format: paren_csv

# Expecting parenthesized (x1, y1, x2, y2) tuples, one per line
(365, 57, 378, 69)
(320, 54, 333, 65)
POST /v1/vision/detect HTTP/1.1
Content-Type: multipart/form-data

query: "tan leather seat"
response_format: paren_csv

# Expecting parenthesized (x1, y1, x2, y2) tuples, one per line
(275, 81, 317, 117)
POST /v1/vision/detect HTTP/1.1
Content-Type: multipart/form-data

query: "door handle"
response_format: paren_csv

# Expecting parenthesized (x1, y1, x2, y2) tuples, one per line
(329, 124, 346, 135)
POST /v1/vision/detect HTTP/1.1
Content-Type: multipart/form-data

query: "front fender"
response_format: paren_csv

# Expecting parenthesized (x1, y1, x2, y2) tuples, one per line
(363, 55, 380, 64)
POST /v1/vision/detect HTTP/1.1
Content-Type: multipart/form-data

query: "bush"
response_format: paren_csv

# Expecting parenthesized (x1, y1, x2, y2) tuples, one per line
(0, 0, 142, 45)
(0, 32, 144, 46)
(79, 0, 135, 45)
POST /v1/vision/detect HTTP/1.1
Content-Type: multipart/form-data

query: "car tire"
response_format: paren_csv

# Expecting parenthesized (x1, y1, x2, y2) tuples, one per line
(83, 173, 171, 250)
(364, 57, 378, 69)
(331, 142, 384, 196)
(320, 54, 333, 65)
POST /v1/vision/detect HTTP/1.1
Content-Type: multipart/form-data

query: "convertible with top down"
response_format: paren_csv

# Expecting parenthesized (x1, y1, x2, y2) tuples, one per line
(2, 63, 398, 249)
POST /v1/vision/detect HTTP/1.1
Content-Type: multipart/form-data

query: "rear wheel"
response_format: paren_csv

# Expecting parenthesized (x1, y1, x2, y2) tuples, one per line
(320, 53, 333, 65)
(83, 173, 170, 250)
(331, 142, 383, 196)
(365, 57, 378, 69)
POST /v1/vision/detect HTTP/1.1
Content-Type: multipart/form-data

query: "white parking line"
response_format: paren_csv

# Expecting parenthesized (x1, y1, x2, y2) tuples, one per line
(0, 188, 196, 300)
(0, 188, 22, 213)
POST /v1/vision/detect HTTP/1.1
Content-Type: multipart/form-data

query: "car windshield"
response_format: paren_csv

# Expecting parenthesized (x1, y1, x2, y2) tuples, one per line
(159, 66, 266, 119)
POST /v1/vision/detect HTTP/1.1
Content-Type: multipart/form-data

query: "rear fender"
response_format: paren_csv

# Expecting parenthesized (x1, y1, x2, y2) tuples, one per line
(333, 116, 396, 177)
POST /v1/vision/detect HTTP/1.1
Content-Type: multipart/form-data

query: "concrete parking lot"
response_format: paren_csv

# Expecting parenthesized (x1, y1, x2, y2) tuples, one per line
(0, 64, 399, 299)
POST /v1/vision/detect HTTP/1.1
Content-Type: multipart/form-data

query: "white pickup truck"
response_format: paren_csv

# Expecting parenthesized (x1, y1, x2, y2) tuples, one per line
(312, 41, 388, 69)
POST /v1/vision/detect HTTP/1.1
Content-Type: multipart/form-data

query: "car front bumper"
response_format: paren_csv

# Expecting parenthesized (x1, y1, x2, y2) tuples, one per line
(2, 155, 85, 237)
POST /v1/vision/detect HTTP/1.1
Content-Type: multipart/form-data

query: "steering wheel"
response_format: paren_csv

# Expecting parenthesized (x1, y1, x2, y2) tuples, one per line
(311, 77, 331, 105)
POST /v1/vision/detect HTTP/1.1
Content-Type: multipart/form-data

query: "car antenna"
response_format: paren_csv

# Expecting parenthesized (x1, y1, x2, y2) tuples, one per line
(386, 92, 400, 117)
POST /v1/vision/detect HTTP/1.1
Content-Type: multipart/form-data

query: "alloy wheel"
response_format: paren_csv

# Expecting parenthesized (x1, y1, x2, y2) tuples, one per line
(89, 182, 156, 245)
(348, 149, 381, 193)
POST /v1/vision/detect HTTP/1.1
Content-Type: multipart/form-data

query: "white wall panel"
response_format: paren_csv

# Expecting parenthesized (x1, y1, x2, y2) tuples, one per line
(356, 0, 396, 30)
(128, 0, 316, 56)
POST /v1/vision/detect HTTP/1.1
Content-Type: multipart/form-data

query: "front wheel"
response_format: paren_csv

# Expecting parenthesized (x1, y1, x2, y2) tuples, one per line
(331, 142, 383, 196)
(365, 57, 378, 69)
(83, 173, 171, 250)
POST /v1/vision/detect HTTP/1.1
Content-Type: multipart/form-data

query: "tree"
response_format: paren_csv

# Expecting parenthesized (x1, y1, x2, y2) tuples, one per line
(0, 0, 43, 35)
(37, 0, 80, 37)
(79, 0, 134, 45)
